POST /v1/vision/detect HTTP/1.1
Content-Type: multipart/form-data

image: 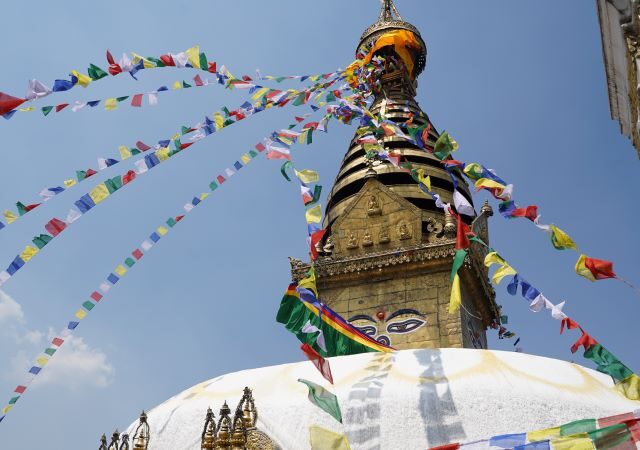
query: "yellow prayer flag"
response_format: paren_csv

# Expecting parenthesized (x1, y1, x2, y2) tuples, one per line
(20, 246, 39, 262)
(305, 205, 322, 224)
(115, 265, 128, 276)
(156, 147, 170, 161)
(549, 225, 577, 251)
(173, 81, 182, 90)
(36, 357, 49, 367)
(241, 154, 251, 164)
(3, 210, 17, 224)
(104, 98, 118, 111)
(298, 268, 318, 296)
(19, 107, 34, 112)
(484, 252, 505, 268)
(214, 112, 224, 130)
(71, 70, 91, 87)
(119, 146, 132, 160)
(75, 309, 88, 320)
(298, 130, 310, 145)
(615, 373, 640, 401)
(279, 136, 294, 146)
(309, 426, 351, 450)
(295, 169, 319, 184)
(2, 405, 13, 414)
(575, 254, 596, 282)
(416, 168, 431, 192)
(463, 163, 484, 180)
(132, 53, 154, 69)
(157, 226, 168, 236)
(89, 183, 110, 204)
(64, 179, 77, 188)
(199, 193, 209, 200)
(251, 87, 269, 101)
(185, 45, 201, 68)
(527, 426, 561, 443)
(492, 264, 517, 285)
(475, 178, 506, 191)
(550, 434, 594, 450)
(449, 273, 462, 314)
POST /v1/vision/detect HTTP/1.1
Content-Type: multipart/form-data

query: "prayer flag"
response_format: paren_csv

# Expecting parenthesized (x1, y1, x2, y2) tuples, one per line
(0, 92, 27, 115)
(549, 226, 578, 251)
(45, 218, 67, 236)
(295, 169, 320, 184)
(305, 205, 322, 224)
(104, 98, 118, 111)
(87, 64, 108, 80)
(449, 273, 462, 314)
(89, 184, 110, 204)
(575, 255, 616, 282)
(309, 426, 351, 450)
(131, 94, 143, 107)
(298, 379, 342, 423)
(454, 190, 475, 216)
(301, 343, 333, 384)
(71, 70, 91, 87)
(19, 246, 39, 262)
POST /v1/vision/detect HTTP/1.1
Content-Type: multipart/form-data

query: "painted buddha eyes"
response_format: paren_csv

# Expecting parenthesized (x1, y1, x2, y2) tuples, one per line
(386, 318, 425, 334)
(357, 325, 378, 336)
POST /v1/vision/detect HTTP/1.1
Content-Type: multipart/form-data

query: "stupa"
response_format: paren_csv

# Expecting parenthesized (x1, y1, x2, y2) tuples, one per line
(112, 2, 640, 449)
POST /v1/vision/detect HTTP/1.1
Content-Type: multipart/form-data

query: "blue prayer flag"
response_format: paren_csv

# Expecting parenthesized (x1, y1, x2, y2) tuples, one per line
(144, 153, 160, 169)
(233, 161, 243, 170)
(74, 194, 95, 213)
(490, 433, 527, 448)
(87, 100, 100, 107)
(515, 441, 550, 450)
(107, 273, 119, 284)
(28, 367, 41, 375)
(52, 79, 75, 92)
(68, 321, 79, 330)
(149, 232, 161, 243)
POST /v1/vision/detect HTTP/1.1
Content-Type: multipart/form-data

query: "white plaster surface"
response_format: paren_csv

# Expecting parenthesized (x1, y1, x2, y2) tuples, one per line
(126, 348, 640, 449)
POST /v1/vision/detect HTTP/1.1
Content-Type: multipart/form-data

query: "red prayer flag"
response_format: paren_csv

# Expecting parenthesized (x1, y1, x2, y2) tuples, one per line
(310, 229, 327, 260)
(175, 215, 185, 222)
(24, 203, 41, 212)
(106, 50, 122, 76)
(122, 170, 136, 185)
(0, 92, 27, 116)
(430, 444, 461, 450)
(14, 386, 26, 394)
(193, 74, 204, 86)
(55, 103, 69, 112)
(511, 205, 538, 222)
(217, 175, 226, 184)
(300, 343, 333, 384)
(90, 291, 103, 302)
(180, 142, 193, 150)
(45, 218, 67, 237)
(51, 338, 64, 347)
(255, 143, 266, 152)
(85, 168, 97, 178)
(560, 317, 580, 334)
(208, 61, 217, 73)
(136, 141, 151, 151)
(131, 94, 143, 107)
(571, 332, 598, 354)
(159, 54, 175, 67)
(455, 214, 471, 250)
(585, 257, 616, 280)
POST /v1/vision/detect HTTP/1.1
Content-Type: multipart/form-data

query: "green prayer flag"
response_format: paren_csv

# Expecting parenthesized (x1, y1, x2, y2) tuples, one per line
(131, 148, 141, 156)
(44, 348, 56, 356)
(306, 129, 314, 145)
(588, 424, 632, 450)
(209, 181, 218, 191)
(275, 76, 286, 83)
(16, 202, 27, 216)
(450, 249, 467, 283)
(182, 81, 192, 88)
(41, 106, 53, 116)
(181, 126, 191, 135)
(82, 301, 95, 311)
(147, 57, 165, 67)
(116, 96, 129, 102)
(583, 344, 634, 381)
(8, 397, 19, 405)
(292, 93, 306, 106)
(298, 379, 342, 423)
(560, 419, 597, 436)
(87, 64, 108, 81)
(32, 234, 53, 249)
(249, 150, 258, 158)
(166, 218, 177, 228)
(104, 176, 122, 194)
(76, 170, 87, 181)
(433, 131, 459, 160)
(199, 52, 208, 70)
(124, 257, 136, 268)
(500, 315, 509, 324)
(326, 91, 336, 103)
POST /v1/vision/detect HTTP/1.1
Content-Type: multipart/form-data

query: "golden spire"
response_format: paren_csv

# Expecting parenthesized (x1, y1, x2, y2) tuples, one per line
(200, 407, 217, 450)
(378, 0, 403, 23)
(132, 411, 150, 450)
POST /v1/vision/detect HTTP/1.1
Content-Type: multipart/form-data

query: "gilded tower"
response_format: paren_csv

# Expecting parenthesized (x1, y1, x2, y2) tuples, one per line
(290, 0, 500, 350)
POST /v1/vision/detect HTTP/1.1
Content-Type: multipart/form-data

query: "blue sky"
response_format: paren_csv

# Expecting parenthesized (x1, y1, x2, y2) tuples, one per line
(0, 1, 638, 448)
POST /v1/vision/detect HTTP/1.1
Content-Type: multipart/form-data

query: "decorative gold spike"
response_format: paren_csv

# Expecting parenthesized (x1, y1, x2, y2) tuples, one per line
(201, 407, 216, 450)
(132, 411, 150, 450)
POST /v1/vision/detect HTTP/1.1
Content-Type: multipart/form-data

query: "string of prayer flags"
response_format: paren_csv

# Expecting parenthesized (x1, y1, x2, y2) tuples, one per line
(0, 111, 289, 423)
(429, 410, 640, 450)
(297, 379, 342, 423)
(309, 426, 352, 450)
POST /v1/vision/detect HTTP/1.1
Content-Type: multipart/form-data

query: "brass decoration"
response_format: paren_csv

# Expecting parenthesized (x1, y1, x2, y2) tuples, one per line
(132, 411, 150, 450)
(346, 231, 358, 249)
(201, 407, 216, 450)
(398, 222, 412, 240)
(323, 236, 334, 254)
(362, 230, 373, 247)
(378, 227, 390, 244)
(367, 194, 382, 216)
(107, 431, 120, 450)
(99, 434, 108, 450)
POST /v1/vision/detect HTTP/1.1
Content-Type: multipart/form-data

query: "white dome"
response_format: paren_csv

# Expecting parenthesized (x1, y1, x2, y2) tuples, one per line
(127, 348, 640, 449)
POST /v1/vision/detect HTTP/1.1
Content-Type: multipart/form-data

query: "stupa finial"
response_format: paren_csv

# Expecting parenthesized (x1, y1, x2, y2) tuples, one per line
(378, 0, 403, 23)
